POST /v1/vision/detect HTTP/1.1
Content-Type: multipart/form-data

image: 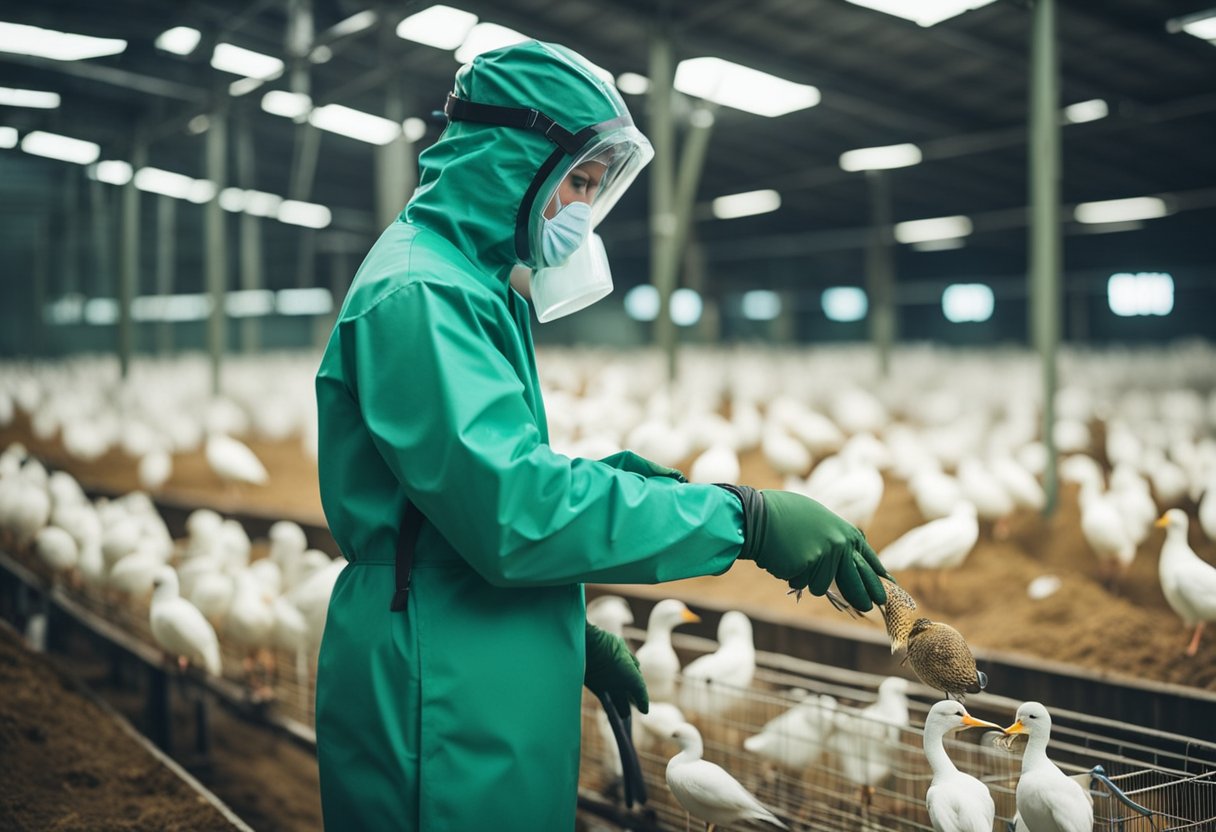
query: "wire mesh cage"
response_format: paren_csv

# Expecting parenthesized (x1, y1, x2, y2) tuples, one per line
(579, 625, 1216, 832)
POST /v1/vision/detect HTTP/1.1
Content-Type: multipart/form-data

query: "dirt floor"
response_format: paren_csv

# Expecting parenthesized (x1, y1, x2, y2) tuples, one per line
(0, 624, 241, 831)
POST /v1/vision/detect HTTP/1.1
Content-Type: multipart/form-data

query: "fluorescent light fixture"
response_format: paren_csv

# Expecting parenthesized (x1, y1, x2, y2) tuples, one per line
(1107, 272, 1174, 317)
(278, 199, 332, 229)
(44, 295, 84, 325)
(133, 167, 196, 199)
(261, 90, 312, 119)
(670, 288, 703, 327)
(675, 56, 819, 117)
(712, 189, 781, 220)
(229, 76, 268, 97)
(942, 283, 994, 323)
(20, 130, 99, 165)
(454, 22, 529, 63)
(277, 287, 333, 315)
(894, 214, 972, 244)
(821, 287, 869, 322)
(1063, 98, 1108, 124)
(186, 180, 216, 203)
(839, 142, 922, 172)
(186, 115, 210, 135)
(0, 21, 126, 61)
(0, 127, 17, 149)
(0, 87, 61, 109)
(402, 117, 428, 142)
(211, 42, 284, 79)
(243, 190, 283, 217)
(397, 5, 479, 50)
(330, 10, 378, 39)
(84, 298, 119, 325)
(225, 290, 276, 318)
(616, 72, 650, 95)
(911, 237, 966, 252)
(310, 45, 333, 64)
(309, 103, 401, 145)
(1074, 196, 1166, 224)
(219, 187, 247, 212)
(155, 26, 201, 56)
(843, 0, 998, 27)
(92, 160, 133, 185)
(1176, 13, 1216, 41)
(1074, 220, 1144, 235)
(623, 285, 659, 321)
(132, 293, 213, 322)
(741, 290, 782, 321)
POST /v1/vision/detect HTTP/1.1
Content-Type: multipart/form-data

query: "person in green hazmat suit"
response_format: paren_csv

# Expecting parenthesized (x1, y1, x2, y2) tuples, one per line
(314, 40, 892, 831)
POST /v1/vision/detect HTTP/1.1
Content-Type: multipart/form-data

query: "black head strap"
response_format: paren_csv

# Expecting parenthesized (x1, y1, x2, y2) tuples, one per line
(445, 94, 586, 155)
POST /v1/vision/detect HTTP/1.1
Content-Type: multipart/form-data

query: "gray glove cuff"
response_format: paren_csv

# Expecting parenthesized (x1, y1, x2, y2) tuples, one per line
(715, 483, 766, 561)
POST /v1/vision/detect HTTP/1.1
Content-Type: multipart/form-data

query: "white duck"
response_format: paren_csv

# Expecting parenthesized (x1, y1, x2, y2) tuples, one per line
(909, 467, 963, 522)
(666, 723, 788, 832)
(1155, 509, 1216, 656)
(632, 701, 687, 755)
(802, 455, 884, 531)
(34, 526, 78, 579)
(957, 457, 1014, 533)
(921, 700, 1002, 832)
(679, 611, 755, 719)
(760, 426, 811, 477)
(585, 595, 634, 639)
(138, 450, 172, 492)
(689, 444, 741, 485)
(879, 502, 979, 590)
(990, 454, 1046, 512)
(827, 677, 910, 804)
(1201, 482, 1216, 545)
(636, 599, 700, 702)
(1003, 701, 1093, 832)
(149, 566, 222, 676)
(743, 691, 838, 771)
(205, 433, 269, 487)
(1078, 469, 1136, 584)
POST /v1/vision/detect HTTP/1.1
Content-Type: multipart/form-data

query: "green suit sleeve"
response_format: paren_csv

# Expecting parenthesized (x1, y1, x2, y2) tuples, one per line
(345, 281, 743, 587)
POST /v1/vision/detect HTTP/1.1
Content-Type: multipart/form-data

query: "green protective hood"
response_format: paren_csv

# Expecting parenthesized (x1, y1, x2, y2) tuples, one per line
(402, 41, 633, 276)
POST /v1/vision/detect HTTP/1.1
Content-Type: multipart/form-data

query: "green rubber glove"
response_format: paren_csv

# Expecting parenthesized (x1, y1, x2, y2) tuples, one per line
(598, 449, 688, 483)
(584, 622, 649, 717)
(721, 486, 891, 612)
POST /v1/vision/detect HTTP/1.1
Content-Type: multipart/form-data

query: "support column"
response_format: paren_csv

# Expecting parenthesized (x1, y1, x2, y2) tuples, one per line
(119, 137, 147, 377)
(236, 118, 263, 353)
(374, 30, 417, 229)
(865, 170, 896, 378)
(648, 32, 677, 384)
(205, 107, 229, 396)
(1030, 0, 1062, 515)
(156, 195, 176, 355)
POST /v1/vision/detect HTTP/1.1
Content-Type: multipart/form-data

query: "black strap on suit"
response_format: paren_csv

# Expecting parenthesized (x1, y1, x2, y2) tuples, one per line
(390, 501, 424, 612)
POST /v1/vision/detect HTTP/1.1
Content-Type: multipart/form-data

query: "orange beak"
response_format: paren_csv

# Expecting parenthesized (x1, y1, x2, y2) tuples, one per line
(682, 609, 701, 624)
(961, 714, 1004, 731)
(1154, 515, 1170, 529)
(1003, 719, 1026, 735)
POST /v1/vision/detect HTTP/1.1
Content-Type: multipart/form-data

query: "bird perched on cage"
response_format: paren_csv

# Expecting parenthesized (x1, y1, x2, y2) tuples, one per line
(636, 599, 700, 702)
(679, 611, 755, 719)
(149, 565, 222, 677)
(666, 722, 788, 832)
(921, 700, 1003, 832)
(1155, 509, 1216, 656)
(875, 578, 987, 700)
(827, 676, 910, 807)
(1003, 701, 1093, 832)
(743, 690, 838, 771)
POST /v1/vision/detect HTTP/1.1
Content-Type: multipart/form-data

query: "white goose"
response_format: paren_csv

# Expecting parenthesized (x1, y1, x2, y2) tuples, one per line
(679, 611, 755, 719)
(743, 691, 838, 771)
(666, 723, 788, 832)
(921, 700, 1002, 832)
(149, 566, 222, 676)
(636, 599, 700, 702)
(1003, 701, 1093, 832)
(827, 677, 910, 804)
(205, 433, 269, 487)
(1155, 509, 1216, 656)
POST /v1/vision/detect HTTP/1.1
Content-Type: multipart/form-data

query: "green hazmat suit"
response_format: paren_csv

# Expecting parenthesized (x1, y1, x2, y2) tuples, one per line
(314, 41, 745, 831)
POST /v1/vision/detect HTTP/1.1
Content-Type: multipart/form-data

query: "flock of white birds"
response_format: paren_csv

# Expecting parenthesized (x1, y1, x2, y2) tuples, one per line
(589, 596, 1098, 832)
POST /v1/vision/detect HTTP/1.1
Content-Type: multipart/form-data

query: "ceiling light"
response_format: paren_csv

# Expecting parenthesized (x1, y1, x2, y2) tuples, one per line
(219, 188, 247, 212)
(0, 126, 18, 149)
(912, 238, 966, 252)
(261, 90, 312, 119)
(0, 87, 60, 108)
(741, 290, 782, 321)
(132, 293, 212, 322)
(133, 167, 197, 199)
(309, 45, 333, 64)
(1063, 98, 1108, 124)
(623, 285, 659, 321)
(894, 214, 972, 244)
(186, 115, 210, 135)
(0, 21, 126, 61)
(84, 298, 119, 325)
(402, 117, 428, 142)
(843, 0, 998, 27)
(243, 190, 283, 217)
(396, 5, 479, 50)
(277, 287, 333, 315)
(670, 288, 703, 327)
(229, 76, 268, 97)
(309, 104, 401, 145)
(454, 22, 529, 63)
(155, 26, 201, 56)
(616, 72, 650, 95)
(225, 290, 276, 318)
(822, 287, 869, 322)
(278, 200, 332, 229)
(942, 283, 994, 323)
(211, 42, 284, 79)
(92, 160, 133, 185)
(1074, 196, 1167, 224)
(20, 130, 99, 165)
(1168, 10, 1216, 42)
(712, 189, 781, 219)
(675, 57, 819, 117)
(1107, 272, 1173, 317)
(839, 142, 922, 172)
(329, 10, 378, 39)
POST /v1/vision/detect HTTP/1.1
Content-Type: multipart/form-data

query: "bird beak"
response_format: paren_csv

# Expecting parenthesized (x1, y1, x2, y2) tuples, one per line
(682, 610, 701, 624)
(1003, 719, 1026, 735)
(1154, 515, 1170, 528)
(961, 714, 1003, 731)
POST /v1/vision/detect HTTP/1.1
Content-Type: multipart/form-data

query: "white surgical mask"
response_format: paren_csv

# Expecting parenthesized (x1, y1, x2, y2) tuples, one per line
(540, 195, 592, 268)
(530, 232, 613, 322)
